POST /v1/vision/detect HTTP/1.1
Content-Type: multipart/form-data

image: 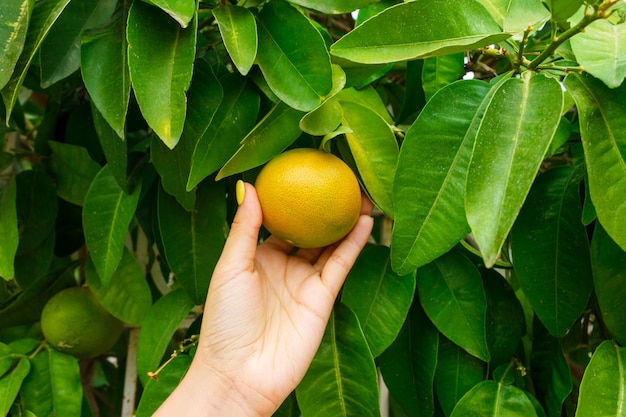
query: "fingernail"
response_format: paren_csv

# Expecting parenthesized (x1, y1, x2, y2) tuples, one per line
(236, 180, 245, 205)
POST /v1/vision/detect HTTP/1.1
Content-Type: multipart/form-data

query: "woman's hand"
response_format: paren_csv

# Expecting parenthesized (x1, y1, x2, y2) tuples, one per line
(154, 181, 374, 417)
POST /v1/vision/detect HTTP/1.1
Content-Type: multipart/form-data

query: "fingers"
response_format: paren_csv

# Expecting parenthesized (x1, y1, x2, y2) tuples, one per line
(319, 214, 374, 296)
(217, 182, 263, 272)
(360, 193, 374, 216)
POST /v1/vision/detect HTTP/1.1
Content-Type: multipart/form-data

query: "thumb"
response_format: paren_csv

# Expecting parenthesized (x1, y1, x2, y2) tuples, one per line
(217, 181, 263, 271)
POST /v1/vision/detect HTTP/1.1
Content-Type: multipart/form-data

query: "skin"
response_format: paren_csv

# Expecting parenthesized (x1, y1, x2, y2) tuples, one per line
(154, 182, 374, 417)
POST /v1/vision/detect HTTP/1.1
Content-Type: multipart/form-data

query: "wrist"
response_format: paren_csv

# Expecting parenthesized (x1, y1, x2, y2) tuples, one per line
(154, 357, 274, 417)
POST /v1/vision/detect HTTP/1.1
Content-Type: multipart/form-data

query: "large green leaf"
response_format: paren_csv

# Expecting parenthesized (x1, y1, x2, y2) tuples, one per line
(136, 288, 194, 385)
(545, 0, 583, 22)
(49, 141, 101, 206)
(81, 1, 131, 138)
(187, 73, 259, 189)
(531, 318, 572, 417)
(0, 355, 30, 416)
(85, 249, 152, 326)
(143, 0, 196, 28)
(40, 0, 117, 88)
(466, 72, 563, 268)
(378, 301, 438, 417)
(421, 53, 465, 101)
(256, 0, 332, 111)
(564, 74, 626, 251)
(340, 101, 397, 217)
(417, 249, 490, 362)
(482, 269, 524, 366)
(0, 177, 18, 280)
(152, 60, 223, 210)
(391, 80, 491, 275)
(591, 224, 626, 346)
(213, 5, 257, 76)
(477, 0, 550, 33)
(330, 0, 510, 64)
(20, 348, 82, 417)
(83, 165, 142, 286)
(16, 169, 58, 254)
(576, 341, 626, 417)
(296, 303, 380, 417)
(435, 337, 486, 416)
(571, 20, 626, 89)
(335, 86, 393, 124)
(511, 165, 592, 337)
(288, 0, 379, 14)
(1, 0, 71, 119)
(0, 0, 32, 90)
(299, 64, 347, 136)
(135, 354, 192, 417)
(158, 180, 226, 305)
(341, 245, 416, 358)
(450, 380, 538, 416)
(216, 101, 304, 180)
(127, 0, 196, 148)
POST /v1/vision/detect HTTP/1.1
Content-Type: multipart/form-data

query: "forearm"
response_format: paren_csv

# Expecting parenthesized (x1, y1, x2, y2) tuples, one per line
(153, 359, 274, 417)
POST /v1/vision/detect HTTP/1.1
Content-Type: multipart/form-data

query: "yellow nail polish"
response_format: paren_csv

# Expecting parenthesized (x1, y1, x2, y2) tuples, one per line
(236, 180, 245, 205)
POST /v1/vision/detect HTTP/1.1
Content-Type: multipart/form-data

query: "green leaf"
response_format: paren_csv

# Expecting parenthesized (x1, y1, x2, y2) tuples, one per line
(135, 354, 192, 417)
(422, 53, 465, 101)
(296, 303, 380, 417)
(435, 337, 486, 416)
(85, 249, 152, 326)
(288, 0, 379, 14)
(143, 0, 196, 28)
(531, 318, 572, 417)
(81, 3, 131, 138)
(341, 245, 416, 358)
(378, 301, 438, 417)
(341, 101, 398, 217)
(213, 5, 257, 76)
(545, 0, 583, 22)
(158, 180, 226, 305)
(14, 225, 55, 285)
(335, 86, 393, 124)
(187, 73, 259, 189)
(16, 169, 58, 254)
(563, 74, 626, 252)
(483, 269, 524, 366)
(477, 0, 550, 31)
(417, 249, 490, 362)
(576, 341, 626, 417)
(466, 73, 563, 268)
(49, 141, 101, 206)
(450, 380, 538, 417)
(136, 288, 194, 385)
(256, 0, 332, 111)
(127, 0, 196, 148)
(591, 224, 626, 346)
(20, 347, 82, 417)
(92, 102, 128, 192)
(0, 177, 18, 280)
(0, 0, 33, 90)
(0, 355, 30, 416)
(83, 165, 142, 286)
(299, 64, 347, 136)
(330, 0, 510, 64)
(571, 20, 626, 89)
(1, 0, 71, 119)
(391, 80, 491, 274)
(40, 0, 117, 88)
(216, 101, 304, 180)
(511, 165, 592, 337)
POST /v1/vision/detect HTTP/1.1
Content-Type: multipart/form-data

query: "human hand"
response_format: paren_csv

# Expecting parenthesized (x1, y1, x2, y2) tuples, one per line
(154, 181, 374, 417)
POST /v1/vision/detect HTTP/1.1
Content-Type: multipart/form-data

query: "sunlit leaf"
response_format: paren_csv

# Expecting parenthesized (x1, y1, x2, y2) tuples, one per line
(143, 0, 196, 28)
(0, 0, 33, 90)
(330, 0, 510, 64)
(564, 74, 626, 251)
(545, 0, 584, 22)
(466, 72, 563, 267)
(0, 355, 30, 416)
(449, 380, 538, 416)
(289, 0, 379, 14)
(213, 5, 257, 76)
(421, 53, 465, 101)
(127, 0, 196, 148)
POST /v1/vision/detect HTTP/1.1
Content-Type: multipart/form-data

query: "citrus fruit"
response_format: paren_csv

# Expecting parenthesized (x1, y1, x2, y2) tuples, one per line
(41, 286, 124, 358)
(255, 148, 362, 248)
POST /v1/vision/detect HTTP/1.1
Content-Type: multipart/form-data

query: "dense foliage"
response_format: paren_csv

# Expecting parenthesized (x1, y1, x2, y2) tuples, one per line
(1, 0, 626, 416)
